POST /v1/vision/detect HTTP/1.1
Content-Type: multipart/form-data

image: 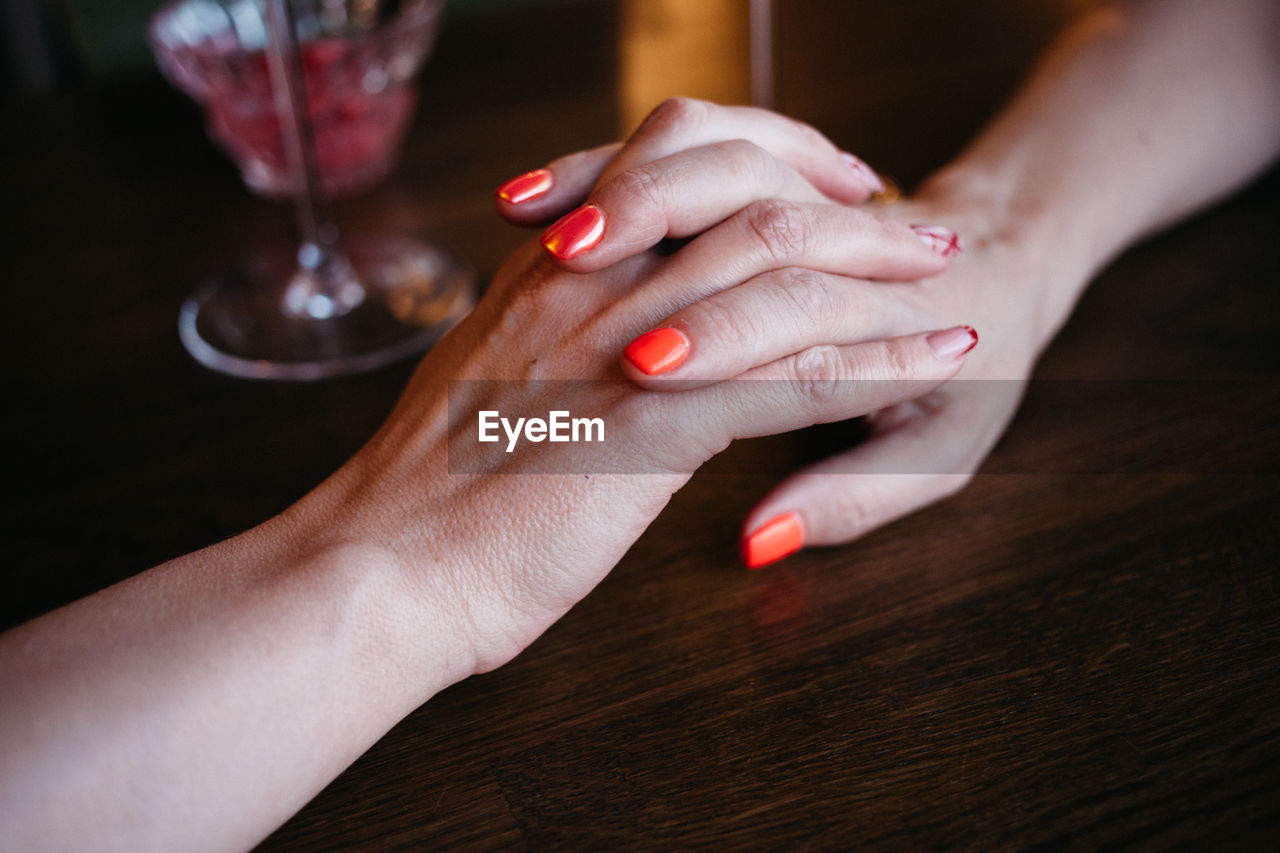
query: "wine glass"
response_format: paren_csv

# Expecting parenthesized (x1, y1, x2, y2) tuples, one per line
(149, 0, 475, 380)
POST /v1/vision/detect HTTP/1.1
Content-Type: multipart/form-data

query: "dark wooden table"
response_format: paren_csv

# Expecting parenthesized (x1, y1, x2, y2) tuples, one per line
(3, 1, 1278, 848)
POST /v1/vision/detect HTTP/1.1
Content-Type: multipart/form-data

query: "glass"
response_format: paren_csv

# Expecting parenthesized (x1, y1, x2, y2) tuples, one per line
(150, 0, 475, 380)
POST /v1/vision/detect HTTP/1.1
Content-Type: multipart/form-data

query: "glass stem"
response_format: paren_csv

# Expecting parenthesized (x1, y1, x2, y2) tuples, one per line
(749, 0, 775, 109)
(264, 0, 364, 320)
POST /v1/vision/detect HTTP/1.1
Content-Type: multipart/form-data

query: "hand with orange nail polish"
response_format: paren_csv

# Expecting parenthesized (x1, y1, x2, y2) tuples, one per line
(486, 100, 1026, 571)
(501, 104, 1045, 570)
(494, 100, 921, 275)
(14, 0, 1280, 831)
(489, 100, 1058, 570)
(354, 119, 997, 643)
(606, 187, 1027, 568)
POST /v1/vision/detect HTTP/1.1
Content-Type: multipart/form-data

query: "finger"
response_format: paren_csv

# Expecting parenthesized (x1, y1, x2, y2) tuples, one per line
(619, 268, 926, 386)
(494, 142, 623, 226)
(651, 326, 979, 472)
(608, 202, 959, 339)
(540, 139, 829, 269)
(739, 378, 1021, 569)
(604, 98, 883, 206)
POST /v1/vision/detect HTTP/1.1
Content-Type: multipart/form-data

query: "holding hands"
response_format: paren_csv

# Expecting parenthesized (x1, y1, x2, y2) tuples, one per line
(490, 97, 1031, 571)
(9, 4, 1279, 847)
(348, 98, 984, 676)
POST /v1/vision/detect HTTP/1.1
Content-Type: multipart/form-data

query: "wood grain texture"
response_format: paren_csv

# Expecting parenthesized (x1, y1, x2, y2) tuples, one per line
(1, 1, 1277, 849)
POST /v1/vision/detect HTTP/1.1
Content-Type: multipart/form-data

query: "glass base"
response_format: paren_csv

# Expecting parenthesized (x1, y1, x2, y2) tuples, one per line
(179, 234, 474, 380)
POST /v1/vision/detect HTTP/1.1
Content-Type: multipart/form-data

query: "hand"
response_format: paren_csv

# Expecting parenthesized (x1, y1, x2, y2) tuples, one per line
(739, 189, 1043, 566)
(328, 101, 975, 671)
(0, 101, 983, 853)
(495, 99, 1044, 567)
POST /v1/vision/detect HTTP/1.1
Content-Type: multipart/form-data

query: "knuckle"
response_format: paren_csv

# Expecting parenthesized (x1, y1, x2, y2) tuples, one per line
(825, 485, 881, 538)
(682, 294, 760, 354)
(716, 137, 766, 159)
(615, 393, 721, 470)
(497, 284, 551, 334)
(612, 395, 670, 454)
(785, 344, 851, 404)
(714, 138, 775, 181)
(505, 252, 559, 299)
(774, 268, 839, 326)
(609, 164, 667, 219)
(855, 339, 916, 383)
(637, 96, 711, 140)
(496, 253, 582, 327)
(743, 199, 811, 262)
(883, 341, 917, 382)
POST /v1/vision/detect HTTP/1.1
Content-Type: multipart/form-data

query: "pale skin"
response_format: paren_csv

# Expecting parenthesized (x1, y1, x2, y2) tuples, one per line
(2, 1, 1278, 849)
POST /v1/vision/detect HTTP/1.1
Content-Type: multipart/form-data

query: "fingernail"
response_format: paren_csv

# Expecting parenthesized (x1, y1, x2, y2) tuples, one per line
(927, 325, 978, 361)
(542, 204, 605, 259)
(840, 151, 886, 194)
(624, 327, 689, 375)
(911, 224, 963, 258)
(741, 512, 804, 569)
(496, 168, 553, 204)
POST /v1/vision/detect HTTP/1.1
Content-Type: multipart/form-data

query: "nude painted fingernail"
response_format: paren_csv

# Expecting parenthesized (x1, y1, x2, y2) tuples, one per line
(926, 325, 978, 361)
(840, 151, 886, 194)
(496, 168, 553, 204)
(624, 327, 688, 375)
(542, 204, 605, 259)
(911, 224, 963, 258)
(741, 512, 804, 569)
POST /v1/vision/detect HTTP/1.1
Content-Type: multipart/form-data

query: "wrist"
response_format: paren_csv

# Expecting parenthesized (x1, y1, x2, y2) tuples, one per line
(271, 468, 481, 702)
(912, 161, 1100, 356)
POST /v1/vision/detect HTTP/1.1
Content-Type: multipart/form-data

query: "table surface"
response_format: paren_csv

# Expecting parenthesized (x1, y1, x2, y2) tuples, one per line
(3, 1, 1278, 848)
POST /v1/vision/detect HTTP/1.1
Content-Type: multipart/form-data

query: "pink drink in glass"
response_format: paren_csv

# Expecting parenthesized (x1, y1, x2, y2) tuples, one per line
(203, 38, 415, 198)
(150, 1, 440, 200)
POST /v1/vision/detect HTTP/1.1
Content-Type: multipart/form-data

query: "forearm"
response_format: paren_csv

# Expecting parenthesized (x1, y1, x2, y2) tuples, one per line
(920, 0, 1280, 345)
(0, 481, 471, 852)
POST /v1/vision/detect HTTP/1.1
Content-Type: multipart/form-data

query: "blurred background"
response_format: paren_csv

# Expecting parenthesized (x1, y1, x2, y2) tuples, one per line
(3, 0, 1104, 191)
(1, 0, 545, 93)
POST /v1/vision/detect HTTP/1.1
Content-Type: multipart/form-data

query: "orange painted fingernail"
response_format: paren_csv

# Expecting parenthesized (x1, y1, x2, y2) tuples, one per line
(496, 168, 553, 204)
(542, 204, 605, 259)
(623, 327, 688, 375)
(741, 512, 804, 569)
(911, 224, 963, 257)
(926, 325, 978, 361)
